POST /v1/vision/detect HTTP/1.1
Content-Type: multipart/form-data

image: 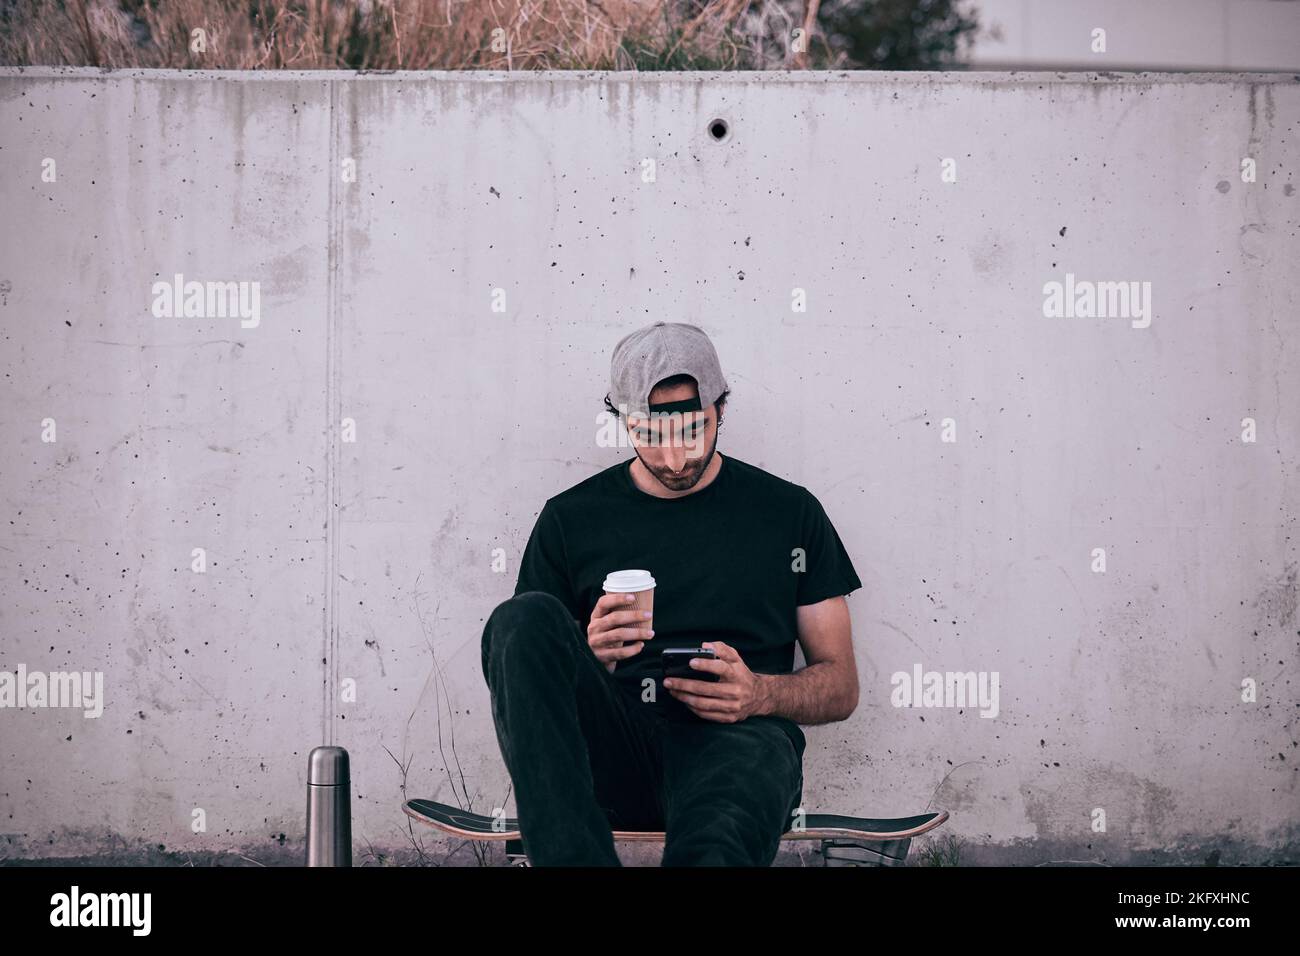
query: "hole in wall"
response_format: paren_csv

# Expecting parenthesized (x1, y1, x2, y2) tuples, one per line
(708, 118, 730, 142)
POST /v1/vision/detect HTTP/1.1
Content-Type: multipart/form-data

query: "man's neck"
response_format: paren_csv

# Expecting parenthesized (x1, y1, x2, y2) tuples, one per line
(630, 452, 724, 499)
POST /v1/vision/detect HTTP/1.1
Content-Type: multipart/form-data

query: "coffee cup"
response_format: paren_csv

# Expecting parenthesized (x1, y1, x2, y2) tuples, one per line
(601, 569, 655, 671)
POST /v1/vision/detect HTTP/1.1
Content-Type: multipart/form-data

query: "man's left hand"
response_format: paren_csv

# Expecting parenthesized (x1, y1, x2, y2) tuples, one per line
(664, 641, 768, 723)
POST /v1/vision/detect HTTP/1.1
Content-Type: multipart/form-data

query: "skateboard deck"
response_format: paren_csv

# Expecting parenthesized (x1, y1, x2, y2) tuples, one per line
(403, 798, 949, 843)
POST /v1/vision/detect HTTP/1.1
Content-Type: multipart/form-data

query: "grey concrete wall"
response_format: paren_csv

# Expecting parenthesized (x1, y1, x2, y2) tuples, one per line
(0, 69, 1296, 866)
(967, 0, 1300, 71)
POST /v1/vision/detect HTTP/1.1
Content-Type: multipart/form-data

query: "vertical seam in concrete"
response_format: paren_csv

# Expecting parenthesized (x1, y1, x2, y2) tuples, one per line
(324, 80, 341, 747)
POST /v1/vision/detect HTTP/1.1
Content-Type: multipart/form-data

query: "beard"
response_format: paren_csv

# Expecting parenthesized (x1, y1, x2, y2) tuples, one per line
(638, 430, 718, 491)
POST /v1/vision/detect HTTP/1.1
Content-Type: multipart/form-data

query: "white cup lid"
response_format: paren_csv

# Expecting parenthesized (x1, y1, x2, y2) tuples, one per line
(602, 569, 655, 592)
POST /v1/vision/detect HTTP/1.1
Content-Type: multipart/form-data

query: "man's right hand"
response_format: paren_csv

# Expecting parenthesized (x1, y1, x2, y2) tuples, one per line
(588, 592, 654, 673)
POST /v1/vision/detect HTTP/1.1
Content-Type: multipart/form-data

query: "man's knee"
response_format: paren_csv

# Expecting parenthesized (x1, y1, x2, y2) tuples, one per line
(481, 590, 575, 676)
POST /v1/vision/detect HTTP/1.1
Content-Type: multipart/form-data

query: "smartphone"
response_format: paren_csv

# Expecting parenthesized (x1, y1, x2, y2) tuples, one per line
(661, 647, 721, 683)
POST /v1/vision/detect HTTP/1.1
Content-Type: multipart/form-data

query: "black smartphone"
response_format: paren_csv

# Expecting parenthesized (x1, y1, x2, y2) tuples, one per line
(661, 647, 721, 683)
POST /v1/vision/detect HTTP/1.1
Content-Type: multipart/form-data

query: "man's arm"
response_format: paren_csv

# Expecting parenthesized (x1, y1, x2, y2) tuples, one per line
(755, 595, 859, 724)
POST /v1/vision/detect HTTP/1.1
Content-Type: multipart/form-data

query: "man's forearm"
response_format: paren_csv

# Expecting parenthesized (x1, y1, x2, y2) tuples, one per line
(755, 663, 856, 725)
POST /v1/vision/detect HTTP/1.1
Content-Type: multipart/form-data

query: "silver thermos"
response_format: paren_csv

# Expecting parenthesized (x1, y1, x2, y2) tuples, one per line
(306, 746, 352, 866)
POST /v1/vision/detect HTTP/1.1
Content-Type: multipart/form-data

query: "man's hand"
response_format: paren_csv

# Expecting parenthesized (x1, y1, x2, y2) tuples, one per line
(587, 592, 654, 673)
(663, 641, 769, 723)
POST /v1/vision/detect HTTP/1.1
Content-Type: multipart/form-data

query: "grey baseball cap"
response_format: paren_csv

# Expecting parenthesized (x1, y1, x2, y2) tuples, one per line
(608, 321, 729, 420)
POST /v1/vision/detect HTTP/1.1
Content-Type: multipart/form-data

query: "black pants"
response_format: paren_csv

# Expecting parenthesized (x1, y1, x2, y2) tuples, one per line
(480, 590, 805, 866)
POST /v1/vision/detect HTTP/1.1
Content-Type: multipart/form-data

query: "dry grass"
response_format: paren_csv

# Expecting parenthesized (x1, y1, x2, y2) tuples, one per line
(0, 0, 814, 70)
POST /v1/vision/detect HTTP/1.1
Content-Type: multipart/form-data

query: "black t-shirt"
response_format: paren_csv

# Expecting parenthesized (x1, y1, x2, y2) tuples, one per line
(512, 452, 863, 760)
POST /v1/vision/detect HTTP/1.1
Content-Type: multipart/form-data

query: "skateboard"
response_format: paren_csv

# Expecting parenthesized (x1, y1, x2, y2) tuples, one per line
(403, 798, 950, 867)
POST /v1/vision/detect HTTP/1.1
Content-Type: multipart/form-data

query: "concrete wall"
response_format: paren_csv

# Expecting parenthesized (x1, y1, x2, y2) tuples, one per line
(967, 0, 1300, 71)
(0, 69, 1296, 866)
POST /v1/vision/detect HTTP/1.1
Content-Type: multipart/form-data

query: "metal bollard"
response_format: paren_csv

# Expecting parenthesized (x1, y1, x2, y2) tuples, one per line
(305, 746, 352, 866)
